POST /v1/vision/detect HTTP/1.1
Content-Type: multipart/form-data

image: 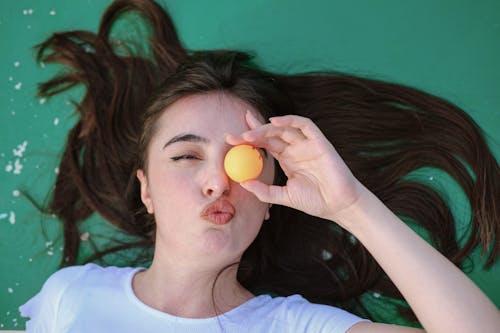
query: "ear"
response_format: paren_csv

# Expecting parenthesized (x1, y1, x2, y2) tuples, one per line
(264, 204, 272, 221)
(137, 169, 154, 214)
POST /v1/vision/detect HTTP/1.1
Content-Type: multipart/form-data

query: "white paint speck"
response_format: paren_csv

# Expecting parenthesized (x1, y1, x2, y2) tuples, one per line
(7, 288, 13, 294)
(28, 258, 33, 262)
(5, 162, 13, 172)
(28, 9, 33, 14)
(14, 82, 22, 90)
(80, 232, 90, 241)
(321, 249, 332, 261)
(39, 98, 46, 104)
(373, 292, 381, 298)
(13, 159, 23, 174)
(27, 25, 31, 29)
(9, 211, 15, 224)
(54, 167, 59, 174)
(0, 213, 7, 220)
(53, 117, 59, 126)
(47, 250, 54, 256)
(49, 10, 56, 16)
(13, 141, 28, 157)
(429, 176, 434, 181)
(45, 240, 53, 247)
(12, 190, 20, 197)
(22, 9, 28, 15)
(8, 76, 13, 81)
(14, 61, 20, 67)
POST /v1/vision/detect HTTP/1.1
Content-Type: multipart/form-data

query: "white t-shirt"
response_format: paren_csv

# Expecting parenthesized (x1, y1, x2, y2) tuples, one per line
(19, 263, 368, 332)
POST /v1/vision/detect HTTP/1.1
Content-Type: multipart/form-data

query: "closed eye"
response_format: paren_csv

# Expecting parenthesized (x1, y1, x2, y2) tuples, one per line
(171, 155, 200, 161)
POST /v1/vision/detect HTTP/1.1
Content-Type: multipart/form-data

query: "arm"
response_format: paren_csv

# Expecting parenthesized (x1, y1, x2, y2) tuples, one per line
(228, 113, 500, 333)
(339, 184, 499, 333)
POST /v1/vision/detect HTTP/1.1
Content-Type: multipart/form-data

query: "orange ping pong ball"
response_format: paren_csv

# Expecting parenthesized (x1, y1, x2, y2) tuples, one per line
(224, 144, 263, 182)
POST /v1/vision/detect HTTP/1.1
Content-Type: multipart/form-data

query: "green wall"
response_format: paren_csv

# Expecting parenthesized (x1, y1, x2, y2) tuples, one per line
(1, 0, 499, 330)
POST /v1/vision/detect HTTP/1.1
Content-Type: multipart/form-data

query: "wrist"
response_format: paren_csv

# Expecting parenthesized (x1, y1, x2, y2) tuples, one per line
(327, 183, 379, 234)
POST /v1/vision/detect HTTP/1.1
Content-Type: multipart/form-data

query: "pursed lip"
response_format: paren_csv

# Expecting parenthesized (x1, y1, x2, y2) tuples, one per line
(200, 199, 235, 225)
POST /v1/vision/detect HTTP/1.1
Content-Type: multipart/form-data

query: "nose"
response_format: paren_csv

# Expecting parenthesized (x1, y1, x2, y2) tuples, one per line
(203, 163, 231, 198)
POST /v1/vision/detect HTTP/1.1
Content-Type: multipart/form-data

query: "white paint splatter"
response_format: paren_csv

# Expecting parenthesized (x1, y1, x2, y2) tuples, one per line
(53, 117, 59, 126)
(14, 82, 22, 90)
(27, 25, 31, 29)
(0, 213, 7, 220)
(373, 292, 381, 298)
(49, 10, 56, 16)
(429, 176, 434, 181)
(80, 232, 90, 241)
(45, 240, 53, 247)
(47, 250, 54, 256)
(13, 141, 28, 157)
(39, 98, 46, 104)
(9, 212, 15, 224)
(12, 190, 20, 197)
(14, 61, 20, 67)
(8, 76, 13, 81)
(13, 159, 23, 174)
(5, 162, 13, 172)
(28, 258, 33, 262)
(54, 167, 59, 174)
(7, 288, 13, 294)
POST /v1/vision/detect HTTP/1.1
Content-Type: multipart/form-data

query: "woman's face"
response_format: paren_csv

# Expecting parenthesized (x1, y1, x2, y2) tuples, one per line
(137, 92, 275, 266)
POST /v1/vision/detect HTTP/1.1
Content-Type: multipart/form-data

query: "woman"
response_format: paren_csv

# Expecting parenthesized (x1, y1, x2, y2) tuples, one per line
(19, 0, 500, 332)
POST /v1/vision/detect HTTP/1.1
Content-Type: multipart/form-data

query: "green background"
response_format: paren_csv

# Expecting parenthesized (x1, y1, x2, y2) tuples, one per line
(1, 0, 499, 330)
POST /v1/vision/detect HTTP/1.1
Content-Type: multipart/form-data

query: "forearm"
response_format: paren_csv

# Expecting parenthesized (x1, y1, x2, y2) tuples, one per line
(334, 184, 500, 333)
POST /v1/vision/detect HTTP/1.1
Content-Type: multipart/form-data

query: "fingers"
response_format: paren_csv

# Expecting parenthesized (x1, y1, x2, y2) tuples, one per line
(269, 115, 322, 141)
(245, 110, 262, 130)
(226, 114, 318, 156)
(240, 179, 289, 206)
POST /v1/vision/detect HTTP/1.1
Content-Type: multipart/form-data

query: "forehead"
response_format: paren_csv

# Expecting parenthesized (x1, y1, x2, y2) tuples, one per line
(155, 92, 259, 137)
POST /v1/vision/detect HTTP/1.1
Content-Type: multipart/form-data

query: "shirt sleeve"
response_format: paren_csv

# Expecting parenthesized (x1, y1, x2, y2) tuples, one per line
(18, 265, 88, 333)
(286, 295, 371, 333)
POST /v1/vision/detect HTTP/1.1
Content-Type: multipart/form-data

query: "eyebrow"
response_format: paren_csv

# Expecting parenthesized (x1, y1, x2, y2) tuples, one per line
(162, 132, 268, 158)
(163, 133, 209, 149)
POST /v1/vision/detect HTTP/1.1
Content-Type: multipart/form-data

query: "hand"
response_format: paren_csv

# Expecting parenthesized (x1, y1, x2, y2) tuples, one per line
(226, 111, 364, 225)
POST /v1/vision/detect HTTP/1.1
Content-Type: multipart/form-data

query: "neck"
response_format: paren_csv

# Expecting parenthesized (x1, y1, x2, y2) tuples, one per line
(132, 251, 254, 318)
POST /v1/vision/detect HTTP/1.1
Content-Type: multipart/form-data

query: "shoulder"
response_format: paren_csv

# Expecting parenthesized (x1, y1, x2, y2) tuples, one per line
(19, 263, 139, 329)
(42, 263, 135, 290)
(260, 294, 369, 333)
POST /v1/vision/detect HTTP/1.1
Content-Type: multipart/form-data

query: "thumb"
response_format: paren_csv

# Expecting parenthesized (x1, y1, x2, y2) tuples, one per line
(240, 180, 289, 206)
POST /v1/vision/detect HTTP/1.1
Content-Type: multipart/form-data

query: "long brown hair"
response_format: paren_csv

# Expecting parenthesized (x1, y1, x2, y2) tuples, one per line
(34, 0, 499, 324)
